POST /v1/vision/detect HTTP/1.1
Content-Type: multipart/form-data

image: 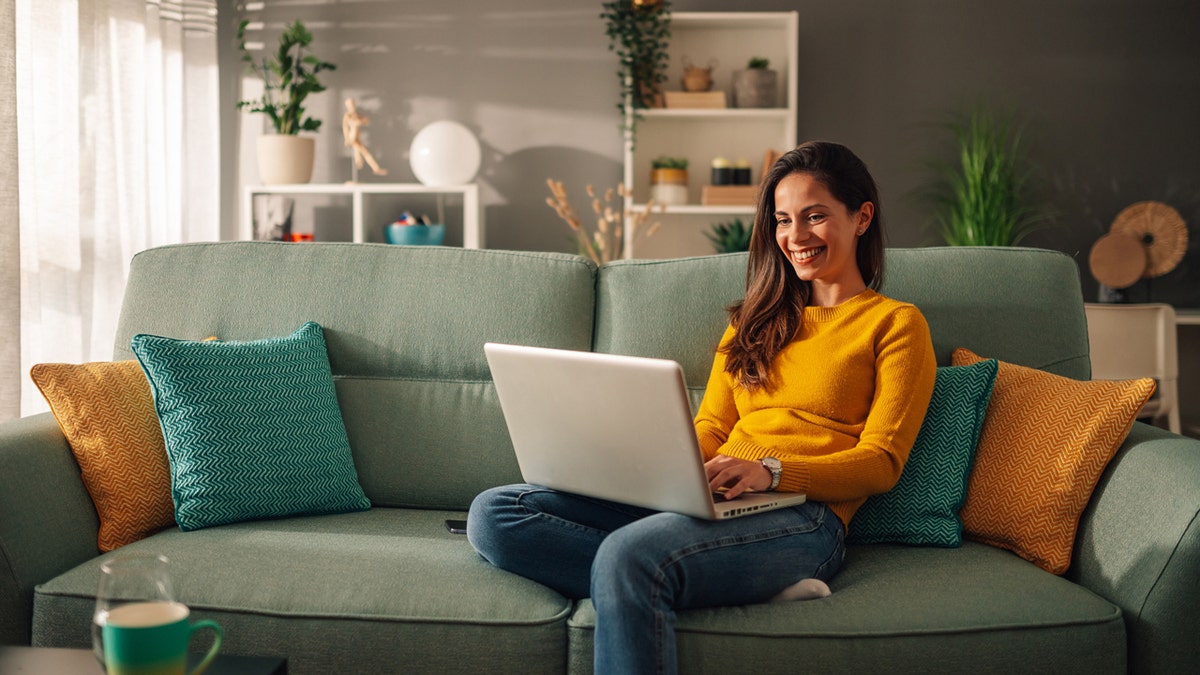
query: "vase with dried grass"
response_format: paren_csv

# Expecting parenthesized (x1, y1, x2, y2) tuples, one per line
(546, 180, 663, 264)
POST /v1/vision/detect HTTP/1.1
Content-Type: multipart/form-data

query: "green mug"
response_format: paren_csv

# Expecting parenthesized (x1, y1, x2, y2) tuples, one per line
(102, 601, 221, 675)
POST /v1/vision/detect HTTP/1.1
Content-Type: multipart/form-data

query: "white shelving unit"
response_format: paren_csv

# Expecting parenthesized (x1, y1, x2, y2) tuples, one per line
(241, 183, 483, 248)
(623, 11, 798, 258)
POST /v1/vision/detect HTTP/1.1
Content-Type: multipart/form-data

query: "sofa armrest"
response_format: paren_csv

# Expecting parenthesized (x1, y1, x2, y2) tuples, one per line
(0, 413, 100, 645)
(1070, 422, 1200, 674)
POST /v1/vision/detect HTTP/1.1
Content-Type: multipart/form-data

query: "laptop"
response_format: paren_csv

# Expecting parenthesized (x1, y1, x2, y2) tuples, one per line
(483, 342, 807, 520)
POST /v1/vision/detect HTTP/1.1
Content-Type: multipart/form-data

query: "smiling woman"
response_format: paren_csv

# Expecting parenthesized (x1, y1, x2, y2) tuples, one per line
(468, 141, 937, 675)
(773, 172, 873, 307)
(9, 0, 220, 417)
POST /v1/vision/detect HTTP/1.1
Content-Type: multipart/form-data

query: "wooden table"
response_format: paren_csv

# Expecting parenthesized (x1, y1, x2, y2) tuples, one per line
(0, 646, 287, 674)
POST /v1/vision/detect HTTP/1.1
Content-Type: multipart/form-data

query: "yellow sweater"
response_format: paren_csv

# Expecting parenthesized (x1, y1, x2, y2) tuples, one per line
(694, 289, 937, 528)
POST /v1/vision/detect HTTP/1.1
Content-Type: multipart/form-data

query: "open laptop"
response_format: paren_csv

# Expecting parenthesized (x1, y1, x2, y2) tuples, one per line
(483, 343, 807, 520)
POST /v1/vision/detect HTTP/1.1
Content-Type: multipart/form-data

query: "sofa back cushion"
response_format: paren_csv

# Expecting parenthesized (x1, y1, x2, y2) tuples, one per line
(880, 247, 1090, 377)
(595, 254, 749, 410)
(594, 246, 1088, 395)
(115, 243, 597, 510)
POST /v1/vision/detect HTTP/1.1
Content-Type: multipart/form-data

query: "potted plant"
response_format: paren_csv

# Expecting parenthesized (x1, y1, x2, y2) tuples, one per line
(649, 156, 688, 206)
(705, 218, 752, 253)
(237, 19, 337, 185)
(733, 56, 778, 108)
(924, 106, 1053, 246)
(601, 0, 672, 143)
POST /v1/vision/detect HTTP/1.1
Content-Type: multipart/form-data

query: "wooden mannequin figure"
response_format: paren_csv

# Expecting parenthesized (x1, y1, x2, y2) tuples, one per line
(342, 98, 388, 182)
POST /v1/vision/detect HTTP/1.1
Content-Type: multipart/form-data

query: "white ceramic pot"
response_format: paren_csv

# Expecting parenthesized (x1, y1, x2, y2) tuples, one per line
(256, 135, 315, 185)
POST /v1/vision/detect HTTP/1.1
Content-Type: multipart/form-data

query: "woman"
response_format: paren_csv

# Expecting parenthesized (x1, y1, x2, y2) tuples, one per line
(468, 141, 937, 674)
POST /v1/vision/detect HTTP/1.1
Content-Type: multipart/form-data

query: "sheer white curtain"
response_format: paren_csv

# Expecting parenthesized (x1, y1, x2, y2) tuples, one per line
(12, 0, 219, 417)
(2, 0, 19, 421)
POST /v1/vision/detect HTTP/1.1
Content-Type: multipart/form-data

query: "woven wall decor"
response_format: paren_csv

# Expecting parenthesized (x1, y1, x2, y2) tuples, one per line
(1110, 200, 1188, 278)
(1088, 231, 1147, 289)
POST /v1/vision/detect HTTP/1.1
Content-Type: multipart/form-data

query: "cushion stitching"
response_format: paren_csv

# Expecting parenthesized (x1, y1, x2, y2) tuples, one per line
(33, 590, 574, 627)
(673, 609, 1125, 639)
(132, 241, 599, 273)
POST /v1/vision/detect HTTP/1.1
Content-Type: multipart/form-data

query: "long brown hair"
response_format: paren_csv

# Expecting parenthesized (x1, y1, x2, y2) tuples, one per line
(723, 141, 885, 391)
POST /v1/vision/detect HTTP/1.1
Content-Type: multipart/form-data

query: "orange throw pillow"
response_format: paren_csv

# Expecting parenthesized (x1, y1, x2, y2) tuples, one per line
(951, 348, 1155, 574)
(31, 361, 176, 551)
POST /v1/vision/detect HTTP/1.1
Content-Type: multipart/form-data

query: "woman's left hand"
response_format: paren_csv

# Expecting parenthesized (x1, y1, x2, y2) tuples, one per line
(704, 454, 773, 500)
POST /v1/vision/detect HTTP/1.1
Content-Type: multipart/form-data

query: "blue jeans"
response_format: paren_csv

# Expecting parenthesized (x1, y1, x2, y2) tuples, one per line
(467, 484, 846, 675)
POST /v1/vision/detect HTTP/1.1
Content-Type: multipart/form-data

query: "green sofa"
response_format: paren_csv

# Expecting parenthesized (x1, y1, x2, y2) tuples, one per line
(1, 242, 1197, 674)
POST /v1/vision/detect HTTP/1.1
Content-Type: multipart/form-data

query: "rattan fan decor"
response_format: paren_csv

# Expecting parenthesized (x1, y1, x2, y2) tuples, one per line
(1088, 200, 1188, 289)
(1110, 200, 1188, 278)
(1088, 231, 1146, 289)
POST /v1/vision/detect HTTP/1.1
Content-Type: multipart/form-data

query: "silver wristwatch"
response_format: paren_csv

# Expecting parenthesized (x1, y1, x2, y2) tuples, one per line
(760, 457, 782, 491)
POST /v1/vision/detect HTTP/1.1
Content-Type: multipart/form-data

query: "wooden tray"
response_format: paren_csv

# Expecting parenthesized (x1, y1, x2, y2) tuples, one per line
(664, 91, 727, 109)
(702, 185, 758, 206)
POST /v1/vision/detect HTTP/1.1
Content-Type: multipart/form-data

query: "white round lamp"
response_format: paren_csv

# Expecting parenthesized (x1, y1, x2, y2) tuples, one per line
(409, 121, 482, 186)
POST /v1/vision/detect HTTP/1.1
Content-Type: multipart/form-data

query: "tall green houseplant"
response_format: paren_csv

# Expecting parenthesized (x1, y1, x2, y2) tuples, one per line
(601, 0, 671, 141)
(927, 107, 1051, 246)
(237, 19, 336, 135)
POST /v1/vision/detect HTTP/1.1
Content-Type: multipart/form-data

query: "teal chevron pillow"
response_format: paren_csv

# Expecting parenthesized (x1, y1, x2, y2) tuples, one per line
(131, 322, 370, 531)
(848, 359, 998, 547)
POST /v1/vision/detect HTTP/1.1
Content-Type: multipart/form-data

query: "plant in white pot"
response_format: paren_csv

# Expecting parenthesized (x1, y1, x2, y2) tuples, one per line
(733, 57, 777, 109)
(237, 19, 336, 184)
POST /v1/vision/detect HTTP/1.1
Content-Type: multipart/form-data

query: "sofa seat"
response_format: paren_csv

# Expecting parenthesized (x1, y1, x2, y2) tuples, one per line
(31, 509, 572, 674)
(567, 543, 1125, 674)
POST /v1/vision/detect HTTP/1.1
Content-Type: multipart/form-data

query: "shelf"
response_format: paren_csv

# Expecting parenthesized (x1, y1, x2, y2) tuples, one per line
(640, 108, 789, 119)
(621, 11, 796, 259)
(634, 204, 755, 216)
(669, 11, 796, 30)
(242, 183, 477, 196)
(241, 183, 483, 248)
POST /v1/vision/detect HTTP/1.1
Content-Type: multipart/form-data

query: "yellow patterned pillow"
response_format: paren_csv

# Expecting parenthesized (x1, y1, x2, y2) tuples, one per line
(31, 361, 175, 551)
(951, 348, 1155, 575)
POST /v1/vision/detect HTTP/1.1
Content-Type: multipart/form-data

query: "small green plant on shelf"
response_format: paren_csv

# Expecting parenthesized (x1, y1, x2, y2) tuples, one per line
(236, 19, 337, 134)
(651, 156, 688, 170)
(748, 57, 770, 69)
(705, 218, 753, 254)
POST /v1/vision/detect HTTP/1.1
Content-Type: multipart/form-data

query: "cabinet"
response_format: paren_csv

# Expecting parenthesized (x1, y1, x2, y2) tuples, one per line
(623, 11, 797, 259)
(241, 183, 483, 248)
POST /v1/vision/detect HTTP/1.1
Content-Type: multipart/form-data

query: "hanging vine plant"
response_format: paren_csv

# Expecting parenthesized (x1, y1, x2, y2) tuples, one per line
(601, 0, 671, 143)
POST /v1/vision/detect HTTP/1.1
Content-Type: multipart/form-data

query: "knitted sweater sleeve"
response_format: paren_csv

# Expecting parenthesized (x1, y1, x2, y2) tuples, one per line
(694, 324, 738, 462)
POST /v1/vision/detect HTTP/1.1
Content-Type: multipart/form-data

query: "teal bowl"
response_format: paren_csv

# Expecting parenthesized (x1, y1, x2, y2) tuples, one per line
(384, 224, 445, 246)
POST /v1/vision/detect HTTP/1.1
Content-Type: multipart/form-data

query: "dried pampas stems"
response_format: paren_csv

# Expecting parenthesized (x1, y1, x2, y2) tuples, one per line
(546, 179, 663, 265)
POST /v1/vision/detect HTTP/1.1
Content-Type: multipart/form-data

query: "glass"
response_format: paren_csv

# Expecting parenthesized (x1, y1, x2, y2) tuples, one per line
(92, 553, 175, 670)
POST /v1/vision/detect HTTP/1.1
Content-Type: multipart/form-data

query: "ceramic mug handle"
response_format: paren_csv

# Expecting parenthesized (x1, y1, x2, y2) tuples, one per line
(186, 619, 223, 675)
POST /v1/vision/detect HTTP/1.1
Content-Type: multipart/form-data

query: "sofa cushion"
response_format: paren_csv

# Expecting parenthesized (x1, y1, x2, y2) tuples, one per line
(29, 360, 176, 551)
(594, 254, 748, 409)
(952, 348, 1155, 574)
(31, 509, 571, 674)
(880, 248, 1091, 378)
(114, 243, 598, 511)
(131, 322, 371, 531)
(567, 543, 1125, 674)
(849, 359, 997, 547)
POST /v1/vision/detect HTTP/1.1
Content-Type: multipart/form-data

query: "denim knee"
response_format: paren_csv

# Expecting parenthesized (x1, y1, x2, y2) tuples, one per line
(590, 514, 674, 604)
(465, 484, 520, 563)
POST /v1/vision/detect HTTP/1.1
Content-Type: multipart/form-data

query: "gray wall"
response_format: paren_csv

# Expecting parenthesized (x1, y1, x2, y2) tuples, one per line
(219, 0, 1200, 434)
(219, 0, 1200, 301)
